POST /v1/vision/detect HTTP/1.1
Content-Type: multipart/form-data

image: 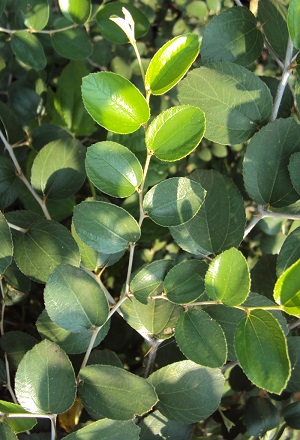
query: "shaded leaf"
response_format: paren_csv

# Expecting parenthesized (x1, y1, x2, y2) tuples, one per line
(0, 212, 13, 275)
(289, 152, 300, 194)
(0, 424, 18, 440)
(277, 227, 300, 276)
(286, 336, 300, 392)
(282, 402, 300, 429)
(139, 410, 192, 440)
(0, 331, 39, 370)
(244, 397, 280, 437)
(51, 28, 92, 60)
(0, 157, 21, 209)
(11, 32, 46, 71)
(87, 349, 123, 368)
(64, 419, 140, 439)
(0, 401, 37, 434)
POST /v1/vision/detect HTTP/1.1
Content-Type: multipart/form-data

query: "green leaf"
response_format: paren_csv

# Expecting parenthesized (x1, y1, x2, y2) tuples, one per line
(51, 28, 93, 60)
(261, 76, 294, 119)
(21, 0, 50, 30)
(14, 218, 80, 283)
(54, 61, 95, 136)
(0, 212, 13, 275)
(86, 142, 143, 198)
(44, 264, 109, 332)
(251, 255, 277, 299)
(289, 152, 300, 194)
(205, 248, 250, 306)
(145, 33, 200, 95)
(287, 0, 300, 49)
(73, 201, 141, 254)
(0, 331, 38, 370)
(274, 259, 300, 316)
(15, 340, 77, 414)
(11, 31, 46, 71)
(282, 402, 300, 429)
(139, 410, 192, 440)
(234, 309, 290, 394)
(258, 0, 288, 60)
(31, 138, 86, 199)
(31, 123, 72, 152)
(244, 397, 280, 437)
(87, 349, 123, 368)
(0, 157, 21, 209)
(82, 72, 150, 134)
(178, 62, 272, 145)
(201, 7, 263, 66)
(277, 227, 300, 276)
(243, 118, 300, 208)
(0, 424, 18, 440)
(0, 401, 37, 434)
(64, 419, 140, 440)
(286, 337, 300, 392)
(58, 0, 91, 24)
(0, 0, 6, 16)
(143, 177, 206, 227)
(170, 170, 246, 255)
(79, 365, 157, 420)
(148, 360, 225, 423)
(145, 105, 205, 161)
(175, 309, 227, 368)
(37, 309, 110, 355)
(96, 2, 150, 44)
(130, 259, 172, 304)
(164, 259, 207, 304)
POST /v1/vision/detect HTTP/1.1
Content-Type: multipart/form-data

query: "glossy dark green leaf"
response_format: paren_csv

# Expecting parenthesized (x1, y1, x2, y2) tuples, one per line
(130, 259, 172, 304)
(277, 227, 300, 276)
(244, 397, 280, 437)
(64, 419, 140, 440)
(145, 105, 205, 161)
(73, 201, 141, 254)
(178, 62, 272, 145)
(79, 365, 157, 420)
(15, 340, 77, 414)
(286, 337, 300, 392)
(0, 157, 21, 209)
(51, 28, 93, 60)
(11, 31, 46, 71)
(243, 118, 300, 208)
(31, 123, 72, 152)
(282, 402, 300, 429)
(258, 0, 288, 60)
(0, 212, 13, 275)
(37, 310, 109, 355)
(164, 259, 207, 304)
(289, 152, 300, 194)
(14, 218, 80, 283)
(96, 2, 150, 44)
(58, 0, 91, 24)
(0, 331, 38, 370)
(251, 255, 277, 300)
(82, 72, 149, 134)
(0, 401, 37, 434)
(201, 7, 263, 66)
(143, 177, 206, 227)
(54, 61, 95, 136)
(0, 424, 18, 440)
(175, 309, 227, 368)
(287, 0, 300, 49)
(170, 170, 246, 255)
(234, 310, 290, 394)
(86, 142, 143, 198)
(148, 360, 225, 423)
(274, 259, 300, 316)
(21, 0, 50, 30)
(205, 248, 250, 306)
(31, 138, 86, 199)
(139, 410, 192, 440)
(145, 34, 199, 95)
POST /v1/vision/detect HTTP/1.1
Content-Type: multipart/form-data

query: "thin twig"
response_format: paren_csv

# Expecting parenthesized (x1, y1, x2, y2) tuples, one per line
(144, 340, 163, 378)
(0, 24, 76, 35)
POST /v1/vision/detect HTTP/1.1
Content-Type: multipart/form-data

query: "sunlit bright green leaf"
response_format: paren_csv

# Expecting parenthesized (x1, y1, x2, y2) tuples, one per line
(58, 0, 91, 24)
(287, 0, 300, 49)
(21, 0, 50, 30)
(274, 259, 300, 316)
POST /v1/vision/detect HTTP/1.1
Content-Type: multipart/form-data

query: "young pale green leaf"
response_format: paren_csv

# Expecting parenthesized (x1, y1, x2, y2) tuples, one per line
(79, 365, 158, 420)
(274, 259, 300, 316)
(44, 264, 109, 332)
(175, 309, 227, 368)
(289, 152, 300, 194)
(148, 360, 225, 423)
(145, 105, 205, 161)
(139, 410, 192, 440)
(14, 218, 80, 283)
(277, 227, 300, 276)
(21, 0, 50, 30)
(86, 142, 143, 198)
(31, 138, 86, 199)
(170, 170, 246, 255)
(201, 7, 263, 66)
(96, 2, 150, 44)
(164, 259, 207, 304)
(205, 248, 250, 306)
(130, 259, 172, 304)
(243, 118, 300, 208)
(287, 0, 300, 49)
(11, 31, 46, 71)
(234, 309, 291, 394)
(73, 201, 141, 254)
(64, 419, 140, 440)
(0, 401, 37, 434)
(82, 72, 149, 134)
(143, 177, 206, 227)
(178, 62, 272, 145)
(0, 157, 21, 209)
(286, 337, 300, 392)
(0, 331, 38, 371)
(58, 0, 91, 24)
(51, 28, 93, 60)
(15, 340, 77, 414)
(145, 34, 200, 96)
(0, 212, 13, 275)
(0, 423, 18, 440)
(244, 397, 280, 437)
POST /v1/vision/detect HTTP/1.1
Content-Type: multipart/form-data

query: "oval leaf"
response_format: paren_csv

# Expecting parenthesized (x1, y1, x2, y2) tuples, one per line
(15, 340, 77, 414)
(82, 72, 150, 134)
(244, 397, 280, 437)
(51, 28, 93, 60)
(64, 419, 140, 440)
(274, 259, 300, 316)
(234, 309, 290, 394)
(58, 0, 91, 24)
(21, 0, 50, 30)
(139, 410, 192, 440)
(145, 34, 200, 95)
(0, 212, 13, 275)
(79, 365, 157, 420)
(287, 0, 300, 49)
(11, 31, 46, 71)
(289, 152, 300, 194)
